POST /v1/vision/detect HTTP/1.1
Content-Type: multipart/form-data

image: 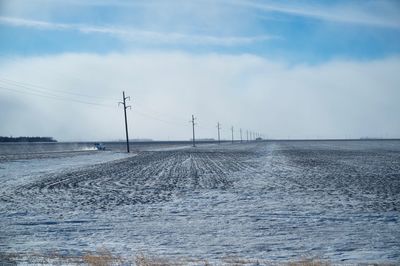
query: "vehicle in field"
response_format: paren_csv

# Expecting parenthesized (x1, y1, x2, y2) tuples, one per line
(94, 143, 106, 150)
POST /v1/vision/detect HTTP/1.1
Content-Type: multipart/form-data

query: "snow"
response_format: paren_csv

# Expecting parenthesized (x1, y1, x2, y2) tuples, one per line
(0, 141, 399, 263)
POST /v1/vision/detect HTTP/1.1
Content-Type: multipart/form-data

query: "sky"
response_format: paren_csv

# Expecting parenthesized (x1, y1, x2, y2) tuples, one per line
(0, 0, 399, 141)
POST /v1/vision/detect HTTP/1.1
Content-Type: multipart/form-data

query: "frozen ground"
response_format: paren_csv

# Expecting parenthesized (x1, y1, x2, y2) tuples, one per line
(0, 140, 399, 263)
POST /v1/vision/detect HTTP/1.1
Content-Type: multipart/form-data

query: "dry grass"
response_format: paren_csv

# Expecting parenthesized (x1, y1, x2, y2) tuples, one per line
(286, 258, 330, 266)
(222, 256, 265, 265)
(1, 250, 397, 266)
(134, 253, 215, 266)
(135, 253, 180, 266)
(83, 248, 124, 266)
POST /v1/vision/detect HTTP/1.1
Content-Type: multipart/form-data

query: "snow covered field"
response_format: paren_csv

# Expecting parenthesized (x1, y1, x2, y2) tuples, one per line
(0, 141, 399, 263)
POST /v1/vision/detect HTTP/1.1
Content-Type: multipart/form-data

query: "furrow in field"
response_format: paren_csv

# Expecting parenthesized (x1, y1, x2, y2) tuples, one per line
(2, 148, 258, 213)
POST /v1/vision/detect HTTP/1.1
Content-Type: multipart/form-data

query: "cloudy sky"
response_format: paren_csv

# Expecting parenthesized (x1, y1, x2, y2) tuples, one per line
(0, 0, 399, 141)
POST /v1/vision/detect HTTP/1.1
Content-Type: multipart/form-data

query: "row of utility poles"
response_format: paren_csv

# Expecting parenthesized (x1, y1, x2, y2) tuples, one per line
(192, 120, 263, 147)
(119, 91, 264, 152)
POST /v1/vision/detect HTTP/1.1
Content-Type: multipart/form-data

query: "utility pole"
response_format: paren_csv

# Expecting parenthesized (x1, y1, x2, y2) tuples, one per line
(191, 115, 196, 147)
(231, 126, 234, 144)
(240, 128, 243, 143)
(217, 122, 221, 144)
(119, 91, 131, 153)
(247, 130, 249, 142)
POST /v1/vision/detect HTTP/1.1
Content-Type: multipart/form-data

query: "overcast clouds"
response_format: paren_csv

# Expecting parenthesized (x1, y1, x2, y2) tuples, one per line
(0, 0, 399, 141)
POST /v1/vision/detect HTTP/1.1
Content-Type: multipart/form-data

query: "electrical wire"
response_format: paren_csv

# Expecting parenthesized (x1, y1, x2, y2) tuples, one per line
(134, 101, 190, 123)
(0, 85, 115, 108)
(0, 78, 260, 138)
(133, 108, 188, 128)
(0, 77, 119, 101)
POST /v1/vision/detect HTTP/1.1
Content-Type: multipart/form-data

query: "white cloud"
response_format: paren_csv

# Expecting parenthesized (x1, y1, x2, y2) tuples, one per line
(236, 0, 400, 29)
(4, 0, 398, 29)
(0, 16, 274, 46)
(0, 52, 399, 141)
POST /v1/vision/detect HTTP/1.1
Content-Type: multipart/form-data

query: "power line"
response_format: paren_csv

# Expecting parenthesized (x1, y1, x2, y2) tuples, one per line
(0, 78, 235, 137)
(0, 55, 108, 95)
(134, 101, 189, 124)
(135, 108, 188, 126)
(0, 83, 216, 135)
(134, 108, 188, 127)
(0, 85, 114, 108)
(0, 76, 118, 101)
(0, 79, 266, 142)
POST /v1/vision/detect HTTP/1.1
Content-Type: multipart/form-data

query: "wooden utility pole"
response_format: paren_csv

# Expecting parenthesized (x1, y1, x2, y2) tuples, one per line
(217, 122, 221, 144)
(247, 130, 249, 142)
(240, 128, 243, 143)
(191, 115, 196, 147)
(119, 91, 131, 153)
(231, 126, 234, 144)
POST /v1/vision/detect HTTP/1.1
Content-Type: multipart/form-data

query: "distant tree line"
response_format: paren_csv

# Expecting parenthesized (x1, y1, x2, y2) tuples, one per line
(0, 136, 57, 143)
